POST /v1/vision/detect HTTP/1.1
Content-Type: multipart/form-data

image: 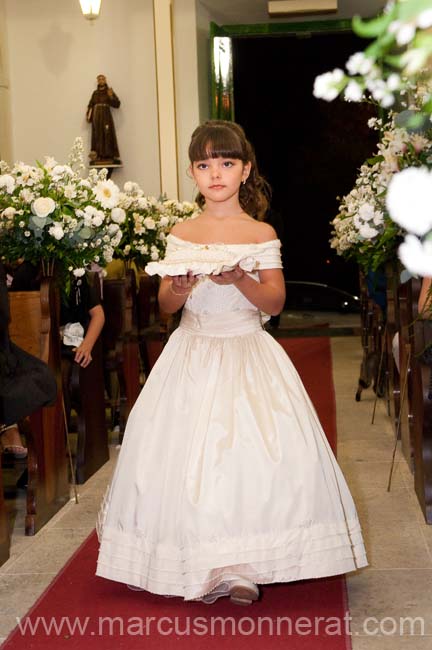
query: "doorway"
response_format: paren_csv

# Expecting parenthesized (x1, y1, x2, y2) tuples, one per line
(213, 26, 377, 294)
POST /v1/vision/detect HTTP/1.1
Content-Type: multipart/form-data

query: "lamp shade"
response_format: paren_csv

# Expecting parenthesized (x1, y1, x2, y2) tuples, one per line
(79, 0, 101, 20)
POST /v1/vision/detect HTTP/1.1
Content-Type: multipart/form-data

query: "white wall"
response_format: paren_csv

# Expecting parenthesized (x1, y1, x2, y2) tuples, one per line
(0, 0, 12, 162)
(4, 0, 160, 195)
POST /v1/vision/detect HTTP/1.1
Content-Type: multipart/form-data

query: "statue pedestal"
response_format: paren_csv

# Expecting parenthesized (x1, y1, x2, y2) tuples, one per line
(88, 163, 123, 179)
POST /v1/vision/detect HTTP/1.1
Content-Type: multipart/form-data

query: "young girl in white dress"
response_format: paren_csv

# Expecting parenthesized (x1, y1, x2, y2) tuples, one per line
(96, 120, 367, 606)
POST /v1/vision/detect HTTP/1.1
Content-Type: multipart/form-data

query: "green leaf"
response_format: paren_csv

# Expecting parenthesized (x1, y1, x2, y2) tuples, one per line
(78, 226, 92, 240)
(352, 12, 394, 39)
(30, 215, 47, 229)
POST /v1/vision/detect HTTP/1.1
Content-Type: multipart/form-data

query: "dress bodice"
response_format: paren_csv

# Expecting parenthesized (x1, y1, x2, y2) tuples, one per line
(166, 234, 283, 316)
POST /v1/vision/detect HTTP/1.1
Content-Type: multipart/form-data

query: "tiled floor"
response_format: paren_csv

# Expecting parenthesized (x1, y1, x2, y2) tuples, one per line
(332, 337, 432, 648)
(0, 335, 429, 648)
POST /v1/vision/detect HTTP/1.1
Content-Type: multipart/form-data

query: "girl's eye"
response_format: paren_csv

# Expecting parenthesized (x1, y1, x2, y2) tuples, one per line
(223, 161, 234, 168)
(196, 163, 208, 170)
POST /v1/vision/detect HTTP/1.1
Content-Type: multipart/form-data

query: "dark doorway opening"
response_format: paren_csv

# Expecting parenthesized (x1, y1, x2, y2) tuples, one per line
(232, 31, 377, 294)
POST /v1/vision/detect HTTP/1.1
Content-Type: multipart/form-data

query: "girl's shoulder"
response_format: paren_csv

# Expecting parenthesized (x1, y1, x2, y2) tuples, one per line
(246, 220, 278, 244)
(169, 219, 202, 239)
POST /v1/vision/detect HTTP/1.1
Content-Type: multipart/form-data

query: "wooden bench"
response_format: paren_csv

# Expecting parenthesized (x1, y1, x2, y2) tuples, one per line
(8, 279, 69, 535)
(103, 271, 141, 437)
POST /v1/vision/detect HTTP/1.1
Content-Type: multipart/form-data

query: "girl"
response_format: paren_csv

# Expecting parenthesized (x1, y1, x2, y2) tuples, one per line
(96, 120, 367, 605)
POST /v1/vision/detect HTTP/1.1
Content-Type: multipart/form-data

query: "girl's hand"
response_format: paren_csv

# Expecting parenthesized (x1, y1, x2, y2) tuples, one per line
(209, 265, 245, 285)
(171, 271, 198, 295)
(73, 343, 93, 368)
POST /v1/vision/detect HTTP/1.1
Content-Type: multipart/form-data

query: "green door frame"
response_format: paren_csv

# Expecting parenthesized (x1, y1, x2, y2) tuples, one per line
(210, 18, 353, 120)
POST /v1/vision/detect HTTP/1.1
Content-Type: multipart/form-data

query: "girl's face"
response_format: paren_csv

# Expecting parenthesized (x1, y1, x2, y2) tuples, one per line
(190, 157, 251, 204)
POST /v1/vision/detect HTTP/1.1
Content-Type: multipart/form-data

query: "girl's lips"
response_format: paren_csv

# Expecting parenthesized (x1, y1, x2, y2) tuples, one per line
(209, 184, 225, 189)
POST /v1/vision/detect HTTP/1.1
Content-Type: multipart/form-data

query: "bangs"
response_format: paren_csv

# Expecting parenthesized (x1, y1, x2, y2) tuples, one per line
(189, 125, 246, 162)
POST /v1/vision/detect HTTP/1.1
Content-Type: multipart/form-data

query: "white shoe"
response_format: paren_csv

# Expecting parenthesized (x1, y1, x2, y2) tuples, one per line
(229, 577, 259, 606)
(201, 581, 231, 604)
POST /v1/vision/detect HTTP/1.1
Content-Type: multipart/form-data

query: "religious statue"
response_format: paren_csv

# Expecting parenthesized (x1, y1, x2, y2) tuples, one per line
(86, 74, 122, 166)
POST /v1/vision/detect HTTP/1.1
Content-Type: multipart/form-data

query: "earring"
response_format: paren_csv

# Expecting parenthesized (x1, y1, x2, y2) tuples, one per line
(242, 179, 246, 185)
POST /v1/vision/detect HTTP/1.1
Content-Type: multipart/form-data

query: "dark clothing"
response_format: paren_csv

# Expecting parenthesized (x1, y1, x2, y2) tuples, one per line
(87, 87, 121, 163)
(9, 261, 40, 291)
(366, 269, 387, 317)
(60, 274, 101, 332)
(0, 263, 57, 426)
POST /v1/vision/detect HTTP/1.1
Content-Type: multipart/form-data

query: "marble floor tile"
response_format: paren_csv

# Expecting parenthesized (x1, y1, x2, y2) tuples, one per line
(2, 529, 91, 575)
(338, 438, 403, 463)
(352, 635, 432, 649)
(361, 522, 432, 569)
(0, 573, 56, 615)
(348, 569, 432, 636)
(355, 487, 424, 527)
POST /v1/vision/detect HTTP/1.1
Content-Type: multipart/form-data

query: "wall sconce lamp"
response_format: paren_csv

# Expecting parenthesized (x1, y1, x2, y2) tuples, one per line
(79, 0, 102, 21)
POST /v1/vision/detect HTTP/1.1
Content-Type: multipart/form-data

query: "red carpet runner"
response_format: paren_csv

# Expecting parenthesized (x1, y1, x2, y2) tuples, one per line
(3, 337, 352, 650)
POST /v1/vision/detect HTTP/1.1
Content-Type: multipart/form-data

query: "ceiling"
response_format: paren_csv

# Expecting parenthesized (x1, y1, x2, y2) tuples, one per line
(198, 0, 387, 24)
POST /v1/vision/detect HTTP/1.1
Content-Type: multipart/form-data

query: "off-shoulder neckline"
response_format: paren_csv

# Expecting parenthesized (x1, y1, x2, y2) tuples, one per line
(167, 233, 281, 247)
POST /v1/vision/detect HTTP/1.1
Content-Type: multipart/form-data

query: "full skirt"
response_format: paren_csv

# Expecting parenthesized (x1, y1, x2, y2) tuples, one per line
(96, 309, 367, 600)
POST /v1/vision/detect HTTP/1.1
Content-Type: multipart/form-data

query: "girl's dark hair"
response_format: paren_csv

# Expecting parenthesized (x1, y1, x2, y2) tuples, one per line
(188, 120, 271, 220)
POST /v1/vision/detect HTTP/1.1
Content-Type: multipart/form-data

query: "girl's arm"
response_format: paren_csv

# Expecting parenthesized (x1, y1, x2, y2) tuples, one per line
(74, 304, 105, 367)
(418, 277, 432, 317)
(158, 272, 198, 314)
(211, 267, 285, 316)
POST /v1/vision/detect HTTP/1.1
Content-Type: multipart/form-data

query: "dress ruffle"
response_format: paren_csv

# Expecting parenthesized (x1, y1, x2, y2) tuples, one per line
(144, 235, 283, 277)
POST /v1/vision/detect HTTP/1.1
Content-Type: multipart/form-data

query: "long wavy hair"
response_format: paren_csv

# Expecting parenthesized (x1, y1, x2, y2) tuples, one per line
(188, 120, 271, 220)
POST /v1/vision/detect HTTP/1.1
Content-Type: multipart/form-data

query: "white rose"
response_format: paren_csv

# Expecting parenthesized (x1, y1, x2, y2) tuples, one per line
(358, 204, 375, 222)
(399, 235, 432, 276)
(111, 207, 126, 224)
(123, 181, 134, 193)
(48, 224, 65, 240)
(108, 223, 120, 235)
(387, 167, 432, 236)
(143, 217, 156, 229)
(73, 268, 86, 278)
(0, 174, 15, 194)
(159, 216, 169, 227)
(3, 207, 16, 218)
(358, 223, 378, 239)
(32, 197, 56, 218)
(151, 250, 159, 260)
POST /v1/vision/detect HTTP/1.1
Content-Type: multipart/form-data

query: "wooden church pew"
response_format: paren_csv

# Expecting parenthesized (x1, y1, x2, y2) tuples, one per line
(8, 278, 69, 535)
(385, 263, 401, 433)
(0, 464, 9, 566)
(407, 285, 432, 524)
(103, 271, 141, 437)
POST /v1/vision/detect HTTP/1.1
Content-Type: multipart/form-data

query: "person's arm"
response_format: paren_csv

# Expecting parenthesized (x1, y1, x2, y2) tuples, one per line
(73, 304, 105, 367)
(158, 272, 198, 314)
(107, 88, 121, 108)
(418, 277, 432, 317)
(210, 266, 285, 316)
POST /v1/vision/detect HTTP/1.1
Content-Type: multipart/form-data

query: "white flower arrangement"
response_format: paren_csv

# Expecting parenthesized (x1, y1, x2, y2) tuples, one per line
(313, 0, 432, 119)
(114, 185, 200, 269)
(330, 112, 432, 271)
(0, 137, 122, 280)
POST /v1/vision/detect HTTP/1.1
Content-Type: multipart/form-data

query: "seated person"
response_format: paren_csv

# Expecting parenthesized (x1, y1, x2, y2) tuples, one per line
(61, 273, 105, 368)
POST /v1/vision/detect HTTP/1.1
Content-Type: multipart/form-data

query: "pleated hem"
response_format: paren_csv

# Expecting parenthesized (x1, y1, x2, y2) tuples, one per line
(96, 521, 367, 600)
(96, 552, 367, 601)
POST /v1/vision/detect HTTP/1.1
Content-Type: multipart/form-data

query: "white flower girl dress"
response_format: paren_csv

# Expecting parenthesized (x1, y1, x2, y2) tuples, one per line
(96, 234, 367, 601)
